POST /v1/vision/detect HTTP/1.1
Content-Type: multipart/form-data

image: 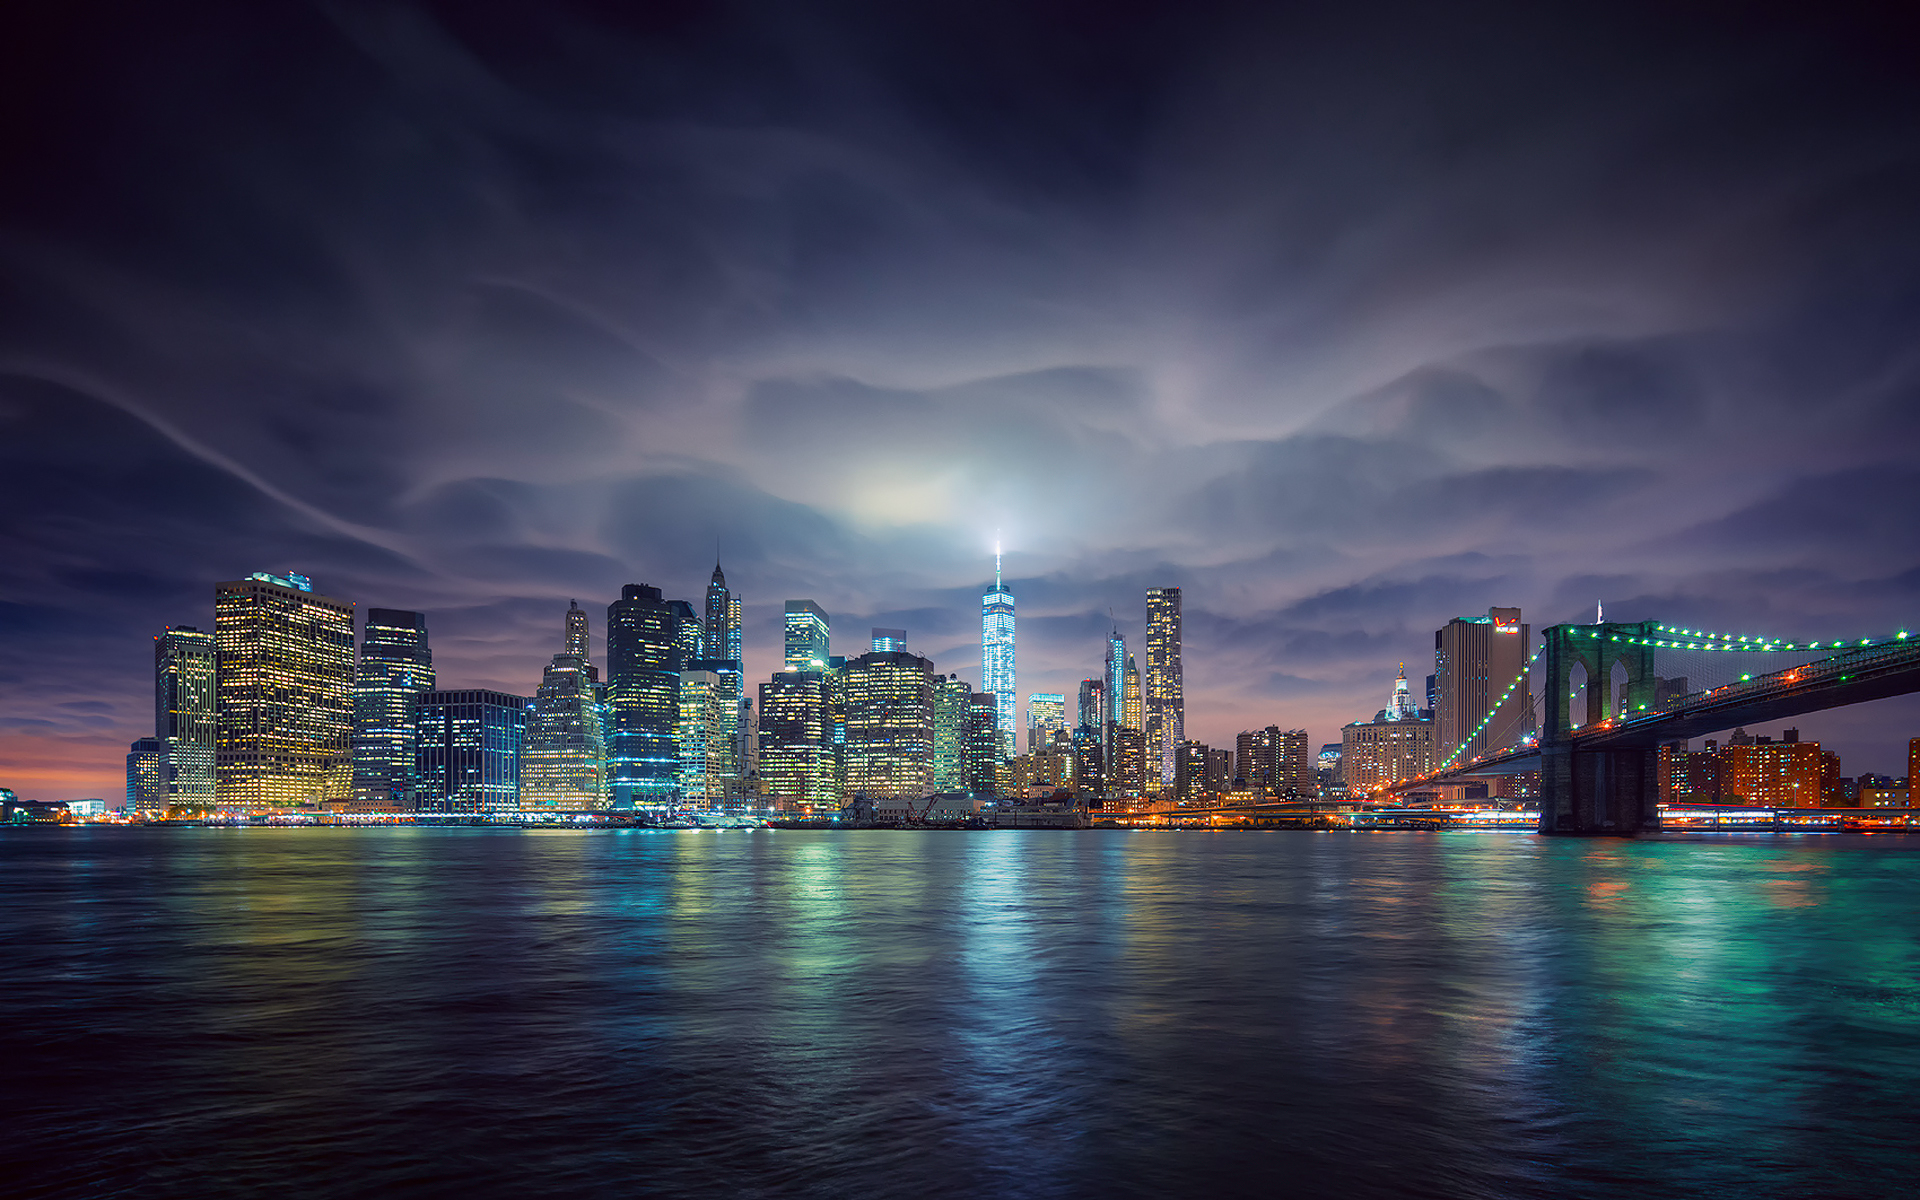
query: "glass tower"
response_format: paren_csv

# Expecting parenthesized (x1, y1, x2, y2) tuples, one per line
(352, 609, 434, 809)
(215, 572, 356, 810)
(1123, 655, 1143, 732)
(784, 600, 830, 672)
(703, 564, 745, 789)
(677, 668, 729, 808)
(414, 689, 527, 815)
(154, 625, 217, 811)
(980, 546, 1016, 758)
(522, 601, 608, 810)
(606, 584, 685, 808)
(1145, 587, 1184, 789)
(759, 671, 836, 814)
(932, 674, 972, 790)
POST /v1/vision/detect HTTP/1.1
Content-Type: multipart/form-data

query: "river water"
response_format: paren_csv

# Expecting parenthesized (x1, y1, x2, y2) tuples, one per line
(5, 828, 1918, 1199)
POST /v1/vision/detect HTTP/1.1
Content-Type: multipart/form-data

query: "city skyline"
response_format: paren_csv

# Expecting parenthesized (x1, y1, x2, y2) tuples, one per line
(5, 3, 1920, 799)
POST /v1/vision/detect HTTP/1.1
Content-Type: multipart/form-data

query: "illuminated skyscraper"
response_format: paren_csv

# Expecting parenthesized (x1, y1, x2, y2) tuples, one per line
(1144, 587, 1184, 788)
(127, 737, 167, 814)
(1123, 656, 1142, 732)
(522, 602, 608, 810)
(352, 609, 434, 809)
(933, 674, 973, 790)
(215, 571, 356, 810)
(1105, 628, 1126, 728)
(677, 669, 730, 808)
(607, 584, 685, 808)
(784, 600, 830, 672)
(981, 546, 1016, 758)
(154, 625, 216, 810)
(1026, 693, 1066, 752)
(871, 628, 907, 653)
(963, 692, 1001, 795)
(1434, 608, 1531, 762)
(844, 640, 935, 800)
(702, 564, 746, 787)
(415, 689, 527, 814)
(759, 671, 836, 813)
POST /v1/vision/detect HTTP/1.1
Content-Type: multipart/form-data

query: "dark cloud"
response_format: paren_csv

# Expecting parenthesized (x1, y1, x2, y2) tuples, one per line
(4, 0, 1920, 796)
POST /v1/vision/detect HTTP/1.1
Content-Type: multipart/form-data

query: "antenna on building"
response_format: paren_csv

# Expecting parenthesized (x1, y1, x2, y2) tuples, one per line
(994, 531, 1002, 587)
(1597, 600, 1604, 623)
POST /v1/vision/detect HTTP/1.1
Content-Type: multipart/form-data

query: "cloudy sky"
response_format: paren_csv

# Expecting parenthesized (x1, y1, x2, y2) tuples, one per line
(4, 0, 1919, 798)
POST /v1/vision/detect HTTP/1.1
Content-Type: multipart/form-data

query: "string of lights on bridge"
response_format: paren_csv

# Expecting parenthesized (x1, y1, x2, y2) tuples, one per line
(1629, 625, 1913, 653)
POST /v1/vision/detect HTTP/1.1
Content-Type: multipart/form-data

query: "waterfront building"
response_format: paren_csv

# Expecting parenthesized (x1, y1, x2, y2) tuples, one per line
(933, 674, 973, 791)
(963, 691, 1001, 796)
(1026, 693, 1066, 753)
(1207, 747, 1233, 794)
(351, 609, 434, 809)
(521, 602, 608, 811)
(844, 641, 936, 801)
(784, 600, 830, 673)
(606, 584, 685, 808)
(214, 571, 356, 810)
(1145, 587, 1184, 788)
(154, 625, 217, 811)
(1236, 726, 1313, 796)
(981, 547, 1016, 758)
(126, 736, 167, 815)
(758, 671, 836, 814)
(1434, 608, 1531, 764)
(1660, 728, 1825, 807)
(415, 689, 527, 814)
(1123, 656, 1143, 733)
(677, 669, 730, 808)
(1341, 670, 1437, 793)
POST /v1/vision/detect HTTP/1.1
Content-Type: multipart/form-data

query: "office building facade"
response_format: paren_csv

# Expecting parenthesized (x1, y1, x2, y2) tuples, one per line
(154, 625, 217, 810)
(351, 608, 434, 809)
(521, 602, 608, 810)
(784, 600, 830, 673)
(215, 572, 356, 809)
(1026, 693, 1066, 753)
(606, 584, 685, 808)
(759, 671, 836, 814)
(1435, 608, 1531, 764)
(981, 550, 1016, 758)
(415, 689, 527, 814)
(844, 644, 936, 800)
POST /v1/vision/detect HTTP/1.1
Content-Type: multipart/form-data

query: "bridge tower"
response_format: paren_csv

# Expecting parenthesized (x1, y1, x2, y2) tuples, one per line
(1538, 620, 1660, 836)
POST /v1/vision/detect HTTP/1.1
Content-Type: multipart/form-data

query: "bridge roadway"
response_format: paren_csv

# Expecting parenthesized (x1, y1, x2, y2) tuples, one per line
(1099, 798, 1346, 822)
(1385, 633, 1920, 800)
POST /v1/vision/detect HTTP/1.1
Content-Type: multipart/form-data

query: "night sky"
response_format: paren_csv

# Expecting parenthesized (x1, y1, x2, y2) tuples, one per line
(5, 1, 1919, 799)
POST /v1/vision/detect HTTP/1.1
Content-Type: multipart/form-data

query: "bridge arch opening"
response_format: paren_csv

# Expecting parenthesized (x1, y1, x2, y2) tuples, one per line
(1609, 660, 1629, 719)
(1568, 661, 1589, 729)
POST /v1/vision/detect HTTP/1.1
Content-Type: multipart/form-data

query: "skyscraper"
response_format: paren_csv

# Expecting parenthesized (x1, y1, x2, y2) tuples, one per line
(1105, 628, 1126, 728)
(352, 609, 434, 809)
(844, 638, 935, 801)
(1123, 656, 1142, 732)
(981, 546, 1016, 759)
(702, 563, 746, 790)
(1144, 587, 1184, 788)
(415, 689, 527, 814)
(1078, 678, 1105, 733)
(963, 692, 1001, 795)
(154, 625, 216, 811)
(784, 600, 830, 672)
(1434, 608, 1531, 763)
(126, 736, 166, 815)
(759, 671, 836, 814)
(606, 584, 684, 808)
(677, 668, 730, 808)
(933, 674, 973, 791)
(1026, 693, 1066, 753)
(522, 601, 608, 810)
(215, 571, 356, 810)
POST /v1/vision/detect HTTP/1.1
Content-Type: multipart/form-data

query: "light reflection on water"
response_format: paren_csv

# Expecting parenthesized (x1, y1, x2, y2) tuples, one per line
(5, 828, 1920, 1199)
